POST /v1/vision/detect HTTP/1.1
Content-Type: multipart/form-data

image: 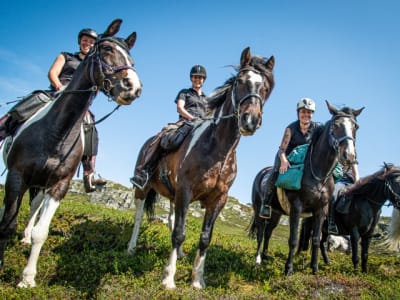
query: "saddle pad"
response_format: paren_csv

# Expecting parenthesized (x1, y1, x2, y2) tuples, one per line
(276, 187, 312, 218)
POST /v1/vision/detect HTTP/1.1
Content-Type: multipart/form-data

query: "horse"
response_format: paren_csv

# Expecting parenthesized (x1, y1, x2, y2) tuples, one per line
(0, 19, 142, 288)
(383, 206, 400, 251)
(127, 47, 275, 289)
(249, 101, 364, 275)
(299, 163, 400, 272)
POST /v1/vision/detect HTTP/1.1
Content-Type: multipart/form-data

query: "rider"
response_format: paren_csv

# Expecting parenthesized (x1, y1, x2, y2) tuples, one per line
(130, 64, 208, 189)
(259, 98, 321, 218)
(0, 28, 106, 193)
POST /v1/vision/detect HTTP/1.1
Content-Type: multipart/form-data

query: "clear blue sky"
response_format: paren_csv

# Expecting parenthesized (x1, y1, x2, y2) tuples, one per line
(0, 1, 399, 216)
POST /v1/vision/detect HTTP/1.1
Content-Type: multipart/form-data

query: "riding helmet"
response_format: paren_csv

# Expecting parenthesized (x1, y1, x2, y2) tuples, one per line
(190, 65, 207, 80)
(78, 28, 98, 44)
(297, 98, 316, 112)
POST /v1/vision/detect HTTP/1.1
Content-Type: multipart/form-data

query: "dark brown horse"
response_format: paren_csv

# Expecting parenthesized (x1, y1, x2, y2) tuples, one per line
(299, 163, 400, 272)
(0, 19, 142, 288)
(127, 47, 275, 289)
(249, 101, 364, 275)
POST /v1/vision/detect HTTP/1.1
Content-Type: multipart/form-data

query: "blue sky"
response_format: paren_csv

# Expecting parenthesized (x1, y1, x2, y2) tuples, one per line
(0, 1, 399, 216)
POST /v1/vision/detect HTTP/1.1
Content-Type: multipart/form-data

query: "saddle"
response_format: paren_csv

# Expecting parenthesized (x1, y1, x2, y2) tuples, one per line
(160, 121, 194, 152)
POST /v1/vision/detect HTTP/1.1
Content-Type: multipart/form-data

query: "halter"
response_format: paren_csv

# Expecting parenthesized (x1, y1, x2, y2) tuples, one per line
(309, 114, 358, 182)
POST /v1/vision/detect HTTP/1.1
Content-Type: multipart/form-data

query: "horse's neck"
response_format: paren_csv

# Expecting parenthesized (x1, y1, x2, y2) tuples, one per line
(211, 94, 240, 150)
(48, 66, 94, 134)
(308, 128, 337, 179)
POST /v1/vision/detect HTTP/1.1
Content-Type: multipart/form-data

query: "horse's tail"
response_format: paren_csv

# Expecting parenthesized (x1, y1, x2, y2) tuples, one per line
(144, 188, 158, 221)
(381, 208, 400, 251)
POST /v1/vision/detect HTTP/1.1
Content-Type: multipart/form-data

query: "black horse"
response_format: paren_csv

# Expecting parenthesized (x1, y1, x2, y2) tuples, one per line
(249, 101, 364, 275)
(299, 163, 400, 272)
(0, 19, 142, 288)
(128, 47, 275, 289)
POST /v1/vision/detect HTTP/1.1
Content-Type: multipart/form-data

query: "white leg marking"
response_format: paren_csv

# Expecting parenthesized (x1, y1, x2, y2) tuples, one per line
(162, 248, 178, 290)
(192, 250, 207, 289)
(127, 196, 145, 255)
(18, 195, 60, 288)
(21, 191, 45, 245)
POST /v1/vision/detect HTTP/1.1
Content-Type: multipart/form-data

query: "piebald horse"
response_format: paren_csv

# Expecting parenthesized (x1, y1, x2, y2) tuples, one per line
(128, 47, 275, 289)
(0, 19, 142, 288)
(249, 102, 363, 275)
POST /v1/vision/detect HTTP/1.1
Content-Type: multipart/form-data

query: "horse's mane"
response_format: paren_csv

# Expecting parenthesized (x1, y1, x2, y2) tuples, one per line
(345, 164, 400, 196)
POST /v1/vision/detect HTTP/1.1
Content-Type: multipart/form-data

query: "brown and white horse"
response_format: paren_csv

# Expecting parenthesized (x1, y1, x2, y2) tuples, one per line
(0, 19, 142, 288)
(128, 47, 275, 289)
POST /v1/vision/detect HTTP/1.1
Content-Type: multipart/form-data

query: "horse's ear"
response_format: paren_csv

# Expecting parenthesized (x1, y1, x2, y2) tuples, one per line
(102, 19, 123, 38)
(326, 100, 339, 115)
(265, 56, 275, 70)
(125, 32, 137, 50)
(352, 106, 365, 117)
(240, 47, 251, 67)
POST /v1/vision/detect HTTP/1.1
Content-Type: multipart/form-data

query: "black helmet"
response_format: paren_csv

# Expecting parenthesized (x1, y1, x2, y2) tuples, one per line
(190, 65, 207, 80)
(78, 28, 98, 44)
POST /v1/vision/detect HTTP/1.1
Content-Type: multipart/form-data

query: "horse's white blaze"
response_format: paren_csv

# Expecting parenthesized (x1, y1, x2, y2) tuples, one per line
(162, 248, 178, 289)
(116, 44, 141, 94)
(127, 197, 145, 254)
(192, 250, 206, 289)
(18, 195, 59, 288)
(248, 70, 263, 87)
(342, 118, 356, 160)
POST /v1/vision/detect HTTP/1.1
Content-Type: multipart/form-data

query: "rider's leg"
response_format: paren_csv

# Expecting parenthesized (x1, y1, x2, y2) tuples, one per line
(130, 137, 161, 190)
(259, 170, 278, 219)
(0, 114, 11, 141)
(82, 155, 106, 193)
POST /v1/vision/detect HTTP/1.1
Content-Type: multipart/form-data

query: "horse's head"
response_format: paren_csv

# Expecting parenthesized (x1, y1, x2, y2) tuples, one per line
(89, 19, 142, 105)
(326, 100, 364, 166)
(232, 47, 275, 135)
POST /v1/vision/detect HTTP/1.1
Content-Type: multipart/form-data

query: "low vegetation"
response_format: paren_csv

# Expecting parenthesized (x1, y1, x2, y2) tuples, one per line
(0, 185, 399, 299)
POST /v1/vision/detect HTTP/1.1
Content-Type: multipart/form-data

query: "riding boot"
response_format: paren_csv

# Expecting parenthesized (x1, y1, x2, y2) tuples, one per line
(130, 135, 161, 190)
(83, 173, 96, 193)
(259, 171, 278, 219)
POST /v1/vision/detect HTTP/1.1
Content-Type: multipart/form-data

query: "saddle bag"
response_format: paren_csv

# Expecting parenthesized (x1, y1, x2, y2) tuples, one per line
(9, 90, 53, 122)
(275, 163, 304, 190)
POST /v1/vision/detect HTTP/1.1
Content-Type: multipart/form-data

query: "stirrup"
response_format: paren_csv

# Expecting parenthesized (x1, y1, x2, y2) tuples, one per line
(130, 172, 149, 190)
(259, 205, 272, 219)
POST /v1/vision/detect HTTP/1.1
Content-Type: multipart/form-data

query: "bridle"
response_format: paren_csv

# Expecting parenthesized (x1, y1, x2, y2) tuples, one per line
(309, 114, 358, 182)
(87, 36, 136, 101)
(384, 176, 400, 209)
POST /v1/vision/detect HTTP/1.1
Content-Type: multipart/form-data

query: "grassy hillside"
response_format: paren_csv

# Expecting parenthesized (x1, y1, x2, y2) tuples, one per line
(0, 185, 399, 299)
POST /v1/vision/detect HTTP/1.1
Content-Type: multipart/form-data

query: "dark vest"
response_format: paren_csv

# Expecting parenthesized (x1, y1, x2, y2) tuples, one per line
(286, 120, 319, 155)
(51, 52, 82, 89)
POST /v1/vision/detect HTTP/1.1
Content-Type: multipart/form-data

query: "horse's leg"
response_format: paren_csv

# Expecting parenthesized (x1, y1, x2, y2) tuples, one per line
(168, 201, 185, 259)
(261, 212, 281, 262)
(162, 190, 190, 290)
(361, 235, 371, 273)
(192, 196, 226, 289)
(350, 230, 360, 270)
(310, 212, 324, 274)
(285, 199, 302, 275)
(254, 217, 266, 265)
(17, 193, 60, 288)
(297, 217, 312, 254)
(127, 197, 145, 255)
(0, 173, 26, 269)
(319, 220, 330, 265)
(21, 189, 45, 245)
